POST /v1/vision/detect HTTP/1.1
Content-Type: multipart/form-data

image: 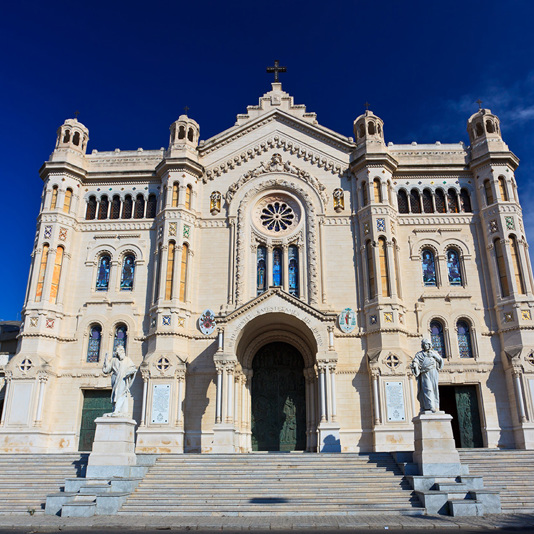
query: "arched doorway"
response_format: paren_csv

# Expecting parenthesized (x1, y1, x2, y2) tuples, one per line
(251, 342, 306, 451)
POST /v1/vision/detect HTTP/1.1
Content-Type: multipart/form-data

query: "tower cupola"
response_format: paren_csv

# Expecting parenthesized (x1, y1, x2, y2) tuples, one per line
(353, 110, 385, 147)
(169, 114, 200, 152)
(467, 108, 509, 160)
(54, 118, 89, 154)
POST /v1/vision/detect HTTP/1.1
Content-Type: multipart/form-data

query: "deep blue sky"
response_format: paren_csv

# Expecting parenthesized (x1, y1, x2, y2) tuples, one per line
(1, 0, 534, 320)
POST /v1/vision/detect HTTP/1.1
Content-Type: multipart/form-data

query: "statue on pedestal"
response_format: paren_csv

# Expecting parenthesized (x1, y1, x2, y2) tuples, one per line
(411, 338, 444, 413)
(102, 345, 137, 416)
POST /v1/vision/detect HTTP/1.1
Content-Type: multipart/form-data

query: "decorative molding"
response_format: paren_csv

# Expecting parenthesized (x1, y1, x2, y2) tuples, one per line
(398, 216, 472, 225)
(78, 222, 154, 232)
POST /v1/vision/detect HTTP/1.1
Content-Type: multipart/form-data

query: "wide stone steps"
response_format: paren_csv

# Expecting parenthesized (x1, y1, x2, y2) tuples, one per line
(119, 453, 423, 516)
(0, 454, 87, 515)
(459, 449, 534, 514)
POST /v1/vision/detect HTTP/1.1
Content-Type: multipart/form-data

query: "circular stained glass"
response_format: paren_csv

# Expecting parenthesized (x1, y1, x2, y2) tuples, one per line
(260, 202, 295, 232)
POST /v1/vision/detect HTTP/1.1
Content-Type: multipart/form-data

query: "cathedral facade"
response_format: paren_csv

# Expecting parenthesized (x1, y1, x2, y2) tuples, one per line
(2, 82, 534, 455)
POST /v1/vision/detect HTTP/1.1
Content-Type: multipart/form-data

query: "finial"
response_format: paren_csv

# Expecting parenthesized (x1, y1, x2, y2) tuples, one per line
(266, 60, 287, 83)
(74, 110, 80, 119)
(476, 99, 483, 110)
(364, 102, 370, 111)
(183, 105, 189, 115)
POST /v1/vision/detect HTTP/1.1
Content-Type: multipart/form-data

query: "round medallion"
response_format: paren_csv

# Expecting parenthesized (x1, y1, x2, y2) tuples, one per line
(338, 308, 357, 333)
(253, 193, 301, 237)
(199, 309, 216, 335)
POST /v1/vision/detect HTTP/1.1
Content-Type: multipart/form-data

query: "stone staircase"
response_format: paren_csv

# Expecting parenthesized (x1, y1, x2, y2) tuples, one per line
(119, 453, 424, 516)
(0, 454, 87, 515)
(459, 449, 534, 514)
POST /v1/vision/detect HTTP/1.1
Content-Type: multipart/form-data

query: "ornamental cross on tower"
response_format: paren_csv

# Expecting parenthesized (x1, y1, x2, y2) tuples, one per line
(266, 60, 287, 82)
(476, 99, 483, 110)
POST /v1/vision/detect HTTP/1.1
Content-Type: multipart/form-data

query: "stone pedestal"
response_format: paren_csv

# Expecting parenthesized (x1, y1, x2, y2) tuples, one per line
(87, 416, 137, 478)
(211, 423, 236, 453)
(135, 427, 184, 453)
(413, 411, 463, 476)
(318, 422, 341, 452)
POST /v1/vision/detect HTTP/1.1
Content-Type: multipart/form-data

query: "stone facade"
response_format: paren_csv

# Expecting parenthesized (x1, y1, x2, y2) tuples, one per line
(1, 82, 534, 454)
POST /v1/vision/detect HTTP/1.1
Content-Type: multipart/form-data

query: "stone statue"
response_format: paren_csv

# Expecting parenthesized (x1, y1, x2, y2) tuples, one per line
(102, 345, 137, 417)
(411, 338, 444, 413)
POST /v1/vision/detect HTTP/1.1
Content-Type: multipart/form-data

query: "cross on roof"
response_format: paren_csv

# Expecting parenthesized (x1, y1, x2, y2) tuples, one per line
(266, 60, 287, 82)
(476, 99, 483, 110)
(183, 105, 189, 115)
(74, 110, 80, 119)
(364, 102, 370, 111)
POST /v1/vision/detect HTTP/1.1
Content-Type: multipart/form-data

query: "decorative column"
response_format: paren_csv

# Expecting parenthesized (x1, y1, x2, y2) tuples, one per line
(185, 248, 194, 303)
(282, 244, 289, 292)
(140, 370, 149, 427)
(171, 244, 181, 300)
(175, 369, 185, 428)
(316, 357, 341, 452)
(33, 374, 48, 426)
(157, 245, 169, 301)
(55, 252, 71, 306)
(330, 364, 337, 423)
(215, 365, 223, 424)
(371, 369, 381, 424)
(512, 369, 527, 423)
(226, 366, 234, 424)
(0, 373, 11, 426)
(386, 241, 397, 298)
(212, 359, 238, 453)
(318, 364, 327, 423)
(267, 245, 274, 287)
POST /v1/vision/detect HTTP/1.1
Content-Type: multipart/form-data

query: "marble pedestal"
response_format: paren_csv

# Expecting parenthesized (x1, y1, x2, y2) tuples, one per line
(318, 422, 341, 452)
(211, 423, 236, 453)
(87, 416, 137, 478)
(413, 411, 463, 476)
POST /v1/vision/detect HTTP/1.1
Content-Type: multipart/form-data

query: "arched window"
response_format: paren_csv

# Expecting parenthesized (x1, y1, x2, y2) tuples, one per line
(486, 120, 495, 134)
(172, 183, 179, 207)
(273, 248, 282, 287)
(63, 188, 72, 214)
(87, 324, 102, 363)
(49, 246, 64, 304)
(120, 255, 135, 291)
(72, 131, 80, 146)
(430, 320, 446, 359)
(361, 183, 368, 207)
(188, 128, 194, 142)
(63, 130, 70, 143)
(113, 324, 127, 352)
(393, 239, 401, 297)
(154, 244, 162, 302)
(134, 194, 145, 219)
(378, 237, 390, 297)
(288, 245, 299, 297)
(422, 189, 433, 213)
(475, 122, 483, 137)
(96, 254, 111, 291)
(86, 196, 97, 220)
(366, 240, 375, 299)
(510, 236, 526, 294)
(146, 194, 157, 218)
(165, 242, 175, 300)
(98, 196, 109, 220)
(185, 185, 192, 210)
(387, 182, 393, 205)
(435, 189, 446, 213)
(122, 195, 133, 219)
(35, 244, 49, 302)
(457, 320, 473, 358)
(257, 246, 267, 295)
(422, 248, 437, 286)
(460, 189, 472, 213)
(178, 126, 185, 139)
(410, 189, 421, 213)
(397, 190, 409, 213)
(484, 179, 494, 206)
(50, 186, 58, 210)
(179, 244, 189, 301)
(447, 189, 459, 213)
(498, 176, 508, 201)
(373, 178, 382, 203)
(368, 122, 376, 135)
(494, 238, 509, 297)
(447, 249, 462, 286)
(110, 195, 121, 219)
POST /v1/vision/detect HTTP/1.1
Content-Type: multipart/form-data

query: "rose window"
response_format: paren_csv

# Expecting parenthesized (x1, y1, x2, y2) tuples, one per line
(260, 202, 295, 232)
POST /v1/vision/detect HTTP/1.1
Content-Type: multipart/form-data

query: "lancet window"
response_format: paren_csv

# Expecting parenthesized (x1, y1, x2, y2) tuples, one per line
(410, 189, 421, 213)
(366, 240, 376, 299)
(49, 246, 64, 304)
(457, 320, 473, 358)
(185, 185, 192, 210)
(435, 189, 446, 213)
(96, 254, 111, 291)
(422, 248, 437, 286)
(134, 194, 145, 219)
(35, 244, 49, 302)
(257, 246, 267, 295)
(447, 249, 462, 286)
(288, 245, 299, 297)
(510, 236, 526, 294)
(397, 190, 409, 213)
(87, 324, 102, 363)
(63, 189, 73, 214)
(361, 183, 368, 207)
(120, 255, 135, 291)
(98, 196, 109, 220)
(484, 180, 494, 206)
(113, 324, 127, 352)
(146, 194, 157, 218)
(179, 244, 189, 301)
(494, 238, 510, 297)
(165, 242, 175, 300)
(122, 195, 133, 219)
(430, 320, 446, 358)
(378, 237, 390, 297)
(373, 179, 382, 203)
(272, 248, 282, 286)
(86, 196, 97, 220)
(460, 188, 472, 213)
(50, 186, 58, 210)
(499, 177, 509, 201)
(111, 195, 121, 219)
(172, 183, 179, 207)
(154, 244, 162, 302)
(447, 189, 459, 213)
(422, 189, 433, 213)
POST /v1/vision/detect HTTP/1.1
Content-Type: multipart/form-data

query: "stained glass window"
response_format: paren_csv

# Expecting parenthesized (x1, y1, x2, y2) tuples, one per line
(430, 320, 446, 358)
(86, 196, 97, 220)
(498, 177, 508, 201)
(447, 249, 462, 286)
(273, 248, 282, 287)
(110, 195, 121, 219)
(422, 189, 433, 213)
(179, 244, 188, 301)
(96, 255, 111, 291)
(457, 320, 473, 358)
(165, 242, 175, 300)
(134, 194, 145, 219)
(288, 245, 299, 297)
(397, 190, 409, 213)
(257, 246, 267, 295)
(185, 185, 192, 210)
(447, 189, 459, 213)
(122, 195, 133, 219)
(484, 180, 494, 205)
(410, 189, 421, 213)
(435, 189, 446, 213)
(460, 188, 472, 213)
(146, 194, 157, 218)
(366, 241, 375, 298)
(172, 183, 179, 207)
(35, 244, 49, 302)
(63, 189, 72, 214)
(113, 324, 127, 352)
(120, 255, 135, 291)
(378, 237, 390, 297)
(50, 186, 58, 210)
(494, 238, 510, 297)
(422, 249, 437, 286)
(98, 195, 109, 220)
(49, 246, 64, 304)
(87, 325, 102, 363)
(362, 183, 368, 207)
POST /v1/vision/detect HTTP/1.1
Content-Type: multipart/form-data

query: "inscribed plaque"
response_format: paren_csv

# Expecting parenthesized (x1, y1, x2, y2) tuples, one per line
(385, 381, 406, 422)
(151, 384, 170, 424)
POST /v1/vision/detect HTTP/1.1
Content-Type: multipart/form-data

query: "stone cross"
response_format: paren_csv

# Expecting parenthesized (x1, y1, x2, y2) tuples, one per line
(266, 60, 287, 82)
(364, 102, 370, 111)
(183, 106, 189, 114)
(74, 110, 80, 119)
(476, 99, 483, 110)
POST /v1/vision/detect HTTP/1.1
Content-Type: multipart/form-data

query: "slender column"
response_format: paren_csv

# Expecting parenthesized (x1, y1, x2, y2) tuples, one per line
(267, 246, 274, 287)
(319, 219, 327, 303)
(409, 375, 417, 417)
(41, 247, 57, 302)
(34, 377, 46, 425)
(240, 375, 247, 431)
(386, 242, 397, 298)
(518, 241, 532, 295)
(71, 193, 80, 215)
(226, 367, 234, 423)
(157, 245, 169, 301)
(310, 375, 316, 429)
(372, 372, 381, 424)
(227, 219, 236, 304)
(325, 365, 331, 422)
(503, 239, 518, 296)
(55, 252, 71, 306)
(318, 367, 327, 422)
(165, 183, 172, 208)
(513, 371, 527, 423)
(185, 249, 194, 303)
(217, 328, 224, 351)
(140, 374, 148, 426)
(330, 366, 337, 422)
(215, 368, 223, 424)
(171, 244, 181, 300)
(176, 374, 184, 427)
(328, 327, 334, 350)
(305, 372, 311, 449)
(298, 245, 306, 300)
(282, 244, 289, 292)
(0, 379, 10, 426)
(234, 373, 239, 428)
(28, 248, 45, 302)
(178, 186, 187, 209)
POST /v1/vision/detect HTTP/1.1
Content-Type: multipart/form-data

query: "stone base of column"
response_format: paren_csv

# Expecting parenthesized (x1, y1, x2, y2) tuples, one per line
(412, 411, 463, 476)
(135, 427, 184, 454)
(373, 425, 414, 452)
(87, 416, 137, 478)
(512, 423, 534, 450)
(317, 422, 341, 452)
(211, 423, 237, 453)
